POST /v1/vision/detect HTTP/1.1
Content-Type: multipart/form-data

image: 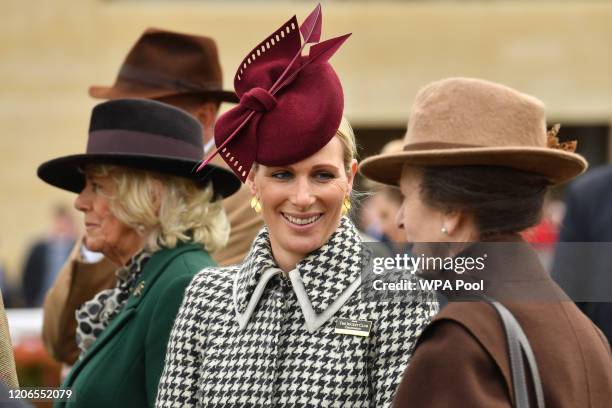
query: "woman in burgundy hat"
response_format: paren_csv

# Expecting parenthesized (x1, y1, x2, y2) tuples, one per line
(37, 98, 240, 408)
(156, 6, 437, 407)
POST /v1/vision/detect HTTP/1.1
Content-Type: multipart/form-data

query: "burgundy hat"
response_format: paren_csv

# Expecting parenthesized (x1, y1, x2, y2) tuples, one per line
(89, 28, 238, 103)
(198, 4, 351, 182)
(37, 99, 240, 198)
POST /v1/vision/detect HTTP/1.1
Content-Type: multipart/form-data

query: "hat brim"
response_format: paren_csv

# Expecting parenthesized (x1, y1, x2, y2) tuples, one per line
(359, 146, 588, 187)
(37, 153, 241, 198)
(89, 84, 239, 104)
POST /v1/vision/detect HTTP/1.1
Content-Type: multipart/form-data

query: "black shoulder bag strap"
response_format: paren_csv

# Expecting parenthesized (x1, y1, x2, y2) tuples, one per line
(487, 300, 546, 408)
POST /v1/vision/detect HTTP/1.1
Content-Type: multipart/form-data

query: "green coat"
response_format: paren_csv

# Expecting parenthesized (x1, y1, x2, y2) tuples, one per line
(55, 243, 214, 408)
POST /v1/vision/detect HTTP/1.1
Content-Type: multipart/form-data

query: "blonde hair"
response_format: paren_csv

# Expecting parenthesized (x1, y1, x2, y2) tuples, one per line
(336, 116, 358, 172)
(335, 116, 362, 215)
(87, 164, 229, 253)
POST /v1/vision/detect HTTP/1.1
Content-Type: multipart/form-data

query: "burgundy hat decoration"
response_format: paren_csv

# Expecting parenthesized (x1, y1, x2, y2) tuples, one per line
(197, 4, 351, 182)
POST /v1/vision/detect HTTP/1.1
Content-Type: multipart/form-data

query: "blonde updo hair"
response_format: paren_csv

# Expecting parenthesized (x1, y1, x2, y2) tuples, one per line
(87, 164, 229, 253)
(336, 116, 358, 173)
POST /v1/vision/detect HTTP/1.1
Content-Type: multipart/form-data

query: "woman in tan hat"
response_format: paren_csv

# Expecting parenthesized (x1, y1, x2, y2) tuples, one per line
(360, 77, 612, 407)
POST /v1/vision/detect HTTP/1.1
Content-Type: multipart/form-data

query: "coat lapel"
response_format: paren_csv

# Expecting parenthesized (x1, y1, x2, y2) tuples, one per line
(63, 243, 202, 387)
(296, 217, 371, 314)
(123, 243, 201, 310)
(234, 218, 370, 331)
(234, 228, 277, 316)
(63, 307, 136, 387)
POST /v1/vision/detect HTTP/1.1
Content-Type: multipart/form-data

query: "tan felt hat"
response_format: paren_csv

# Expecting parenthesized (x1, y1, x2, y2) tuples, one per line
(359, 77, 587, 186)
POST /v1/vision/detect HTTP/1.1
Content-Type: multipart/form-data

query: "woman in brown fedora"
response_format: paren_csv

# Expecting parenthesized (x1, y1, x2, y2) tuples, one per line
(156, 6, 437, 407)
(360, 77, 612, 407)
(37, 98, 240, 408)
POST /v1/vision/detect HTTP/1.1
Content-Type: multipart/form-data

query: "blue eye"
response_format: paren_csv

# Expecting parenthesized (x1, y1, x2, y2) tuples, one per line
(315, 172, 335, 181)
(271, 171, 292, 180)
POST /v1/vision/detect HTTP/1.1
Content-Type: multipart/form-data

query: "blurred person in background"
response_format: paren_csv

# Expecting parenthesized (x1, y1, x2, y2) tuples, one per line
(37, 99, 240, 407)
(521, 195, 564, 270)
(361, 139, 409, 253)
(361, 78, 611, 407)
(0, 241, 18, 308)
(552, 164, 612, 346)
(0, 291, 26, 407)
(357, 139, 408, 269)
(21, 205, 76, 307)
(156, 7, 437, 406)
(368, 187, 406, 249)
(42, 28, 264, 365)
(0, 292, 19, 389)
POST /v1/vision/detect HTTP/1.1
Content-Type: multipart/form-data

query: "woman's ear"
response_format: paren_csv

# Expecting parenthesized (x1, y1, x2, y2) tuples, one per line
(347, 159, 358, 191)
(443, 210, 461, 237)
(246, 168, 257, 196)
(443, 210, 478, 242)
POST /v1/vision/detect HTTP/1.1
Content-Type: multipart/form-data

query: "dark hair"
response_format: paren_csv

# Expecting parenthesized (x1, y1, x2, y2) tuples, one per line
(420, 166, 551, 237)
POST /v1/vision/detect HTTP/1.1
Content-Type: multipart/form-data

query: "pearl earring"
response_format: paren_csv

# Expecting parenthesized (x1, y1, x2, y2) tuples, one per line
(441, 226, 448, 235)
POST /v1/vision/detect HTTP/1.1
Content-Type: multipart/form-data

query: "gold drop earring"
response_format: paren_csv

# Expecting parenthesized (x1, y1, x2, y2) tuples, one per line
(250, 196, 262, 213)
(342, 196, 351, 216)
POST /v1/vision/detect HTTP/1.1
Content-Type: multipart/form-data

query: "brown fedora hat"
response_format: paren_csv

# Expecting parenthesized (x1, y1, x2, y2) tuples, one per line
(360, 77, 587, 186)
(89, 28, 238, 103)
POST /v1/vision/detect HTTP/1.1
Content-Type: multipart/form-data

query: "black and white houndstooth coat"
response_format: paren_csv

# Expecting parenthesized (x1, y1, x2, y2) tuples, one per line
(156, 217, 438, 407)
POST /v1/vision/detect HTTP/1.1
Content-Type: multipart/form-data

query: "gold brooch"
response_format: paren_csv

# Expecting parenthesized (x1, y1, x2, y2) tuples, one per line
(547, 123, 577, 152)
(133, 281, 145, 297)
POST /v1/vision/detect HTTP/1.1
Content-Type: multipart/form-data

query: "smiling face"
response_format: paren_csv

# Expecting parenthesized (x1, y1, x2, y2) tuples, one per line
(73, 169, 145, 265)
(249, 136, 357, 272)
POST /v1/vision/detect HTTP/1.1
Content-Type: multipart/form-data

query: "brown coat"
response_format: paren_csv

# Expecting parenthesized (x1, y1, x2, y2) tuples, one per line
(42, 176, 263, 364)
(393, 239, 612, 407)
(42, 242, 116, 364)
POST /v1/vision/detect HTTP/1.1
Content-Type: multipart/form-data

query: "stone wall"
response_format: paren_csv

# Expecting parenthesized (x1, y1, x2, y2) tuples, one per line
(1, 0, 610, 280)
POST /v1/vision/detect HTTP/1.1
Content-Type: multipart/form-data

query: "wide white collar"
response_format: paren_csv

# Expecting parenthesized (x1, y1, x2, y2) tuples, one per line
(233, 217, 370, 332)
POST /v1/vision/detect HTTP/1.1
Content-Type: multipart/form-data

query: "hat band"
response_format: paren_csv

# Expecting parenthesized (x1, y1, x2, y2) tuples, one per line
(87, 129, 202, 160)
(403, 141, 480, 151)
(119, 64, 223, 94)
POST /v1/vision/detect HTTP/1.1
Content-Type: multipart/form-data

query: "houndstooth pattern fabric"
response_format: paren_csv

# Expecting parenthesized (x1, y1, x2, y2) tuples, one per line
(157, 218, 437, 407)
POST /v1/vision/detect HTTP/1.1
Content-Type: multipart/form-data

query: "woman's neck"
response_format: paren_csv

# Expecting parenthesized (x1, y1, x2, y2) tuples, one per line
(270, 246, 301, 274)
(267, 218, 344, 273)
(105, 235, 146, 266)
